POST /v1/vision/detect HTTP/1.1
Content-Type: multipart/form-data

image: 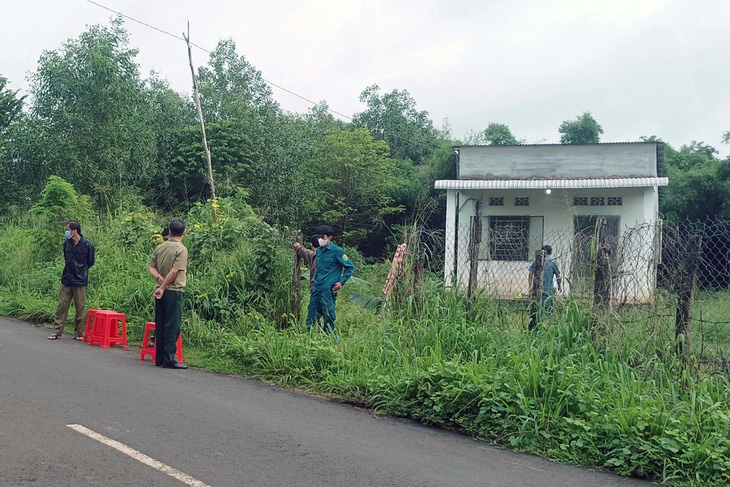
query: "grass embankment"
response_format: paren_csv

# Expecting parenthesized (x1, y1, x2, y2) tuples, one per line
(1, 207, 729, 486)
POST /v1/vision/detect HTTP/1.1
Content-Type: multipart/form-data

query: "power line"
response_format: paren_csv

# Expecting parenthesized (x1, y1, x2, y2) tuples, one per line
(83, 0, 440, 151)
(84, 0, 352, 120)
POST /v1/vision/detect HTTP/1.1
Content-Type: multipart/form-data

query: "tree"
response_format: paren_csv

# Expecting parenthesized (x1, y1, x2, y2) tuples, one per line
(660, 141, 730, 220)
(0, 75, 23, 133)
(353, 84, 438, 163)
(197, 38, 277, 121)
(0, 75, 26, 209)
(165, 120, 257, 206)
(558, 112, 603, 144)
(484, 122, 519, 145)
(309, 128, 399, 247)
(27, 17, 156, 210)
(140, 74, 196, 209)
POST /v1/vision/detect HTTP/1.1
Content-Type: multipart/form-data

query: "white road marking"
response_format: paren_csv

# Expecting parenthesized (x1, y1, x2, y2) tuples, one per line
(67, 424, 212, 487)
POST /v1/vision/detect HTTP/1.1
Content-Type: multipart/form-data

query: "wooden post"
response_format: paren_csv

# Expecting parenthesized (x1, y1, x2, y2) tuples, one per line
(414, 232, 425, 302)
(529, 249, 545, 331)
(467, 200, 483, 299)
(292, 249, 302, 319)
(183, 23, 217, 219)
(593, 247, 612, 309)
(675, 234, 702, 361)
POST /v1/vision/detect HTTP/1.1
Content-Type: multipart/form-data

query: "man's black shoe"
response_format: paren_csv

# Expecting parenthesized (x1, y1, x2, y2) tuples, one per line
(162, 363, 188, 369)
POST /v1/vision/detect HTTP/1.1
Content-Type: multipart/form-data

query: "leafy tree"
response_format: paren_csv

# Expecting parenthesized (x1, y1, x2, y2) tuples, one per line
(248, 111, 321, 228)
(310, 128, 399, 247)
(166, 120, 257, 205)
(197, 38, 277, 121)
(30, 175, 92, 222)
(484, 122, 519, 145)
(141, 74, 196, 209)
(27, 17, 156, 210)
(660, 141, 730, 220)
(0, 75, 26, 208)
(0, 75, 23, 133)
(558, 112, 603, 144)
(353, 84, 438, 163)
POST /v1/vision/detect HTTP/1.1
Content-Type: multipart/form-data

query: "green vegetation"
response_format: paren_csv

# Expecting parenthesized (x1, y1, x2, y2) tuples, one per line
(1, 195, 730, 486)
(559, 111, 604, 145)
(2, 16, 730, 487)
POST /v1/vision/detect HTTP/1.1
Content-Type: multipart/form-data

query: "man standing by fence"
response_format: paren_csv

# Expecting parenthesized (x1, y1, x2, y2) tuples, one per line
(48, 220, 95, 340)
(148, 218, 188, 369)
(528, 245, 562, 323)
(308, 226, 355, 341)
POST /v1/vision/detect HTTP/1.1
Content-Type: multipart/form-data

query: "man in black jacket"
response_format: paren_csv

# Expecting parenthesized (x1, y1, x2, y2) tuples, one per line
(48, 220, 95, 340)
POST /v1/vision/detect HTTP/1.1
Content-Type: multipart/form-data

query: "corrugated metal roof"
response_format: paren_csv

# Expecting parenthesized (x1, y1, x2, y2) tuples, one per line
(434, 177, 669, 190)
(452, 141, 657, 149)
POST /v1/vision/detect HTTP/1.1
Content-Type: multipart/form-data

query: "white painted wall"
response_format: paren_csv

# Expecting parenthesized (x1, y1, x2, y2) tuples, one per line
(444, 186, 661, 303)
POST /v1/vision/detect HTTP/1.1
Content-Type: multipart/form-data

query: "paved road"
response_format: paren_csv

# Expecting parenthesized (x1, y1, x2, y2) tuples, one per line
(0, 316, 658, 486)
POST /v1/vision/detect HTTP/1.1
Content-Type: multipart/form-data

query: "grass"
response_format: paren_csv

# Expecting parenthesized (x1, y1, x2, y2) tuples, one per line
(1, 208, 729, 486)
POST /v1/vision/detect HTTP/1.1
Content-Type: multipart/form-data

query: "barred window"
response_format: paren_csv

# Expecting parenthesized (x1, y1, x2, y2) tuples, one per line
(489, 216, 529, 261)
(590, 197, 605, 206)
(608, 196, 623, 206)
(489, 197, 504, 206)
(573, 196, 588, 206)
(514, 197, 529, 206)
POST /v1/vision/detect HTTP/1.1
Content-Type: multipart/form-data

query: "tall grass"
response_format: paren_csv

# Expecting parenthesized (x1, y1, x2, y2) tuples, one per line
(1, 207, 729, 486)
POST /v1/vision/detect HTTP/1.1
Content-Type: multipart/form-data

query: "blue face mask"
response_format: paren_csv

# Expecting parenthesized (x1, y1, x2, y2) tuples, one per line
(65, 230, 71, 239)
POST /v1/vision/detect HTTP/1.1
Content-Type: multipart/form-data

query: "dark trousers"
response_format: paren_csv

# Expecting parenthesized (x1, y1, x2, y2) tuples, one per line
(306, 288, 337, 335)
(154, 290, 184, 365)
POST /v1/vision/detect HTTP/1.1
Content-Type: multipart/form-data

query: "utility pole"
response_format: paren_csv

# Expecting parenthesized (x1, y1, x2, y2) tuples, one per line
(183, 22, 217, 219)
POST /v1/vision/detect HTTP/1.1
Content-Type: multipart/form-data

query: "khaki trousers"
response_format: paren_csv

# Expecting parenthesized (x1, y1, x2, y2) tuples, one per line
(53, 285, 87, 337)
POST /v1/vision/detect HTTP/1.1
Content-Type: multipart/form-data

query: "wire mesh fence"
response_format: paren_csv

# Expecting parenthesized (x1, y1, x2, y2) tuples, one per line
(431, 217, 730, 366)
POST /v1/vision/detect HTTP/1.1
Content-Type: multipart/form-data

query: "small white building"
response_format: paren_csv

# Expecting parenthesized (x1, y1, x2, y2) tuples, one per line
(435, 142, 669, 303)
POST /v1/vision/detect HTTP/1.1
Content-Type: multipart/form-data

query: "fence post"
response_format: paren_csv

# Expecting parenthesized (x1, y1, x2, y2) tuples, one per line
(675, 234, 702, 360)
(414, 237, 425, 301)
(292, 249, 302, 322)
(529, 249, 546, 330)
(593, 247, 612, 309)
(467, 200, 483, 299)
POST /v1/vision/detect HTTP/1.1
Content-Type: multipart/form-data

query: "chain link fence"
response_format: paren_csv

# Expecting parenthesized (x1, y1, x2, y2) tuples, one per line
(434, 217, 730, 366)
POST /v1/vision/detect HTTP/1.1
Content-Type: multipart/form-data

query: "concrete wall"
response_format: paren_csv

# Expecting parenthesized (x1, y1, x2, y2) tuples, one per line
(444, 186, 660, 303)
(458, 143, 659, 180)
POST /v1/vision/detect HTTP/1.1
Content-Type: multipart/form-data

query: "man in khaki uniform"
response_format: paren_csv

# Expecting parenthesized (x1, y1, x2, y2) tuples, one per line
(148, 218, 188, 369)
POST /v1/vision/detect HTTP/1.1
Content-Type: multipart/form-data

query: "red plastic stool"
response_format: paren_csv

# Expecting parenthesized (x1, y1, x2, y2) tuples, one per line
(83, 309, 103, 342)
(139, 322, 184, 364)
(86, 310, 127, 348)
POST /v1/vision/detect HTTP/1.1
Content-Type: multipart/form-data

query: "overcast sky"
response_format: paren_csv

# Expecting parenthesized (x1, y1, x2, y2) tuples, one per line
(3, 0, 729, 156)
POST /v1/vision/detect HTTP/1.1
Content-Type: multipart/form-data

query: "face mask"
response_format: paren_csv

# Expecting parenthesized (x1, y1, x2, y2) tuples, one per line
(65, 230, 71, 239)
(318, 238, 328, 248)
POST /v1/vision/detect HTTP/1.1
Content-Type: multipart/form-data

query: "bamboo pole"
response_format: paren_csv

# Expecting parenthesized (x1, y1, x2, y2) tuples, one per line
(183, 22, 217, 219)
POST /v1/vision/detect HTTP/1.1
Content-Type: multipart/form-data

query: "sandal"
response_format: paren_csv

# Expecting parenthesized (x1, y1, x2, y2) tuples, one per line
(74, 336, 84, 341)
(48, 335, 60, 340)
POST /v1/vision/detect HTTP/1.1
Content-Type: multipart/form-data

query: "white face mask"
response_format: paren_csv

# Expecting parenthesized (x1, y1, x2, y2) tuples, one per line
(318, 238, 329, 248)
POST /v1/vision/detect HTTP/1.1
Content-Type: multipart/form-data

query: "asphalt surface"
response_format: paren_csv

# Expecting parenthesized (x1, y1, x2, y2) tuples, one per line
(0, 316, 659, 487)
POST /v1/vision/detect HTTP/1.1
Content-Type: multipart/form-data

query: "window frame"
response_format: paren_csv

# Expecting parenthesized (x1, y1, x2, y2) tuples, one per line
(488, 216, 530, 261)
